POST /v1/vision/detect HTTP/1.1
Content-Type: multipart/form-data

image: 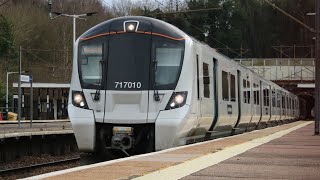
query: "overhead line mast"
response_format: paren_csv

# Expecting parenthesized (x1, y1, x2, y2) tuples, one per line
(315, 0, 320, 135)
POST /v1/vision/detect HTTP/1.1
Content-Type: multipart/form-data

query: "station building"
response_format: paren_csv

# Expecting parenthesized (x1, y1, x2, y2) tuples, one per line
(12, 83, 69, 120)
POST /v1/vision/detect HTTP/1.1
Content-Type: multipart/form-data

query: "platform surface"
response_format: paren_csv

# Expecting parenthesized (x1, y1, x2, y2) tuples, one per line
(182, 121, 320, 180)
(0, 120, 72, 138)
(27, 120, 319, 180)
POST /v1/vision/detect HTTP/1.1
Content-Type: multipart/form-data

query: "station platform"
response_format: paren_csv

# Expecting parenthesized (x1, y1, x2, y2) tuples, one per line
(0, 120, 72, 139)
(27, 120, 319, 180)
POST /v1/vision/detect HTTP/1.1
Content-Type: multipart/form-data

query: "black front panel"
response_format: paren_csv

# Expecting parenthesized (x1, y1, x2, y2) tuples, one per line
(78, 17, 186, 91)
(106, 33, 151, 90)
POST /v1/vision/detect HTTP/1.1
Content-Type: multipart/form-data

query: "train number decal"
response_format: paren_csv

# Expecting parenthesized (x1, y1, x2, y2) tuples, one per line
(115, 81, 142, 89)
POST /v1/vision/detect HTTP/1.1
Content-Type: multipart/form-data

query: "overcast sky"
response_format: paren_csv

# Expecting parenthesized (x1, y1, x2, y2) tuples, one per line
(102, 0, 152, 6)
(101, 0, 171, 8)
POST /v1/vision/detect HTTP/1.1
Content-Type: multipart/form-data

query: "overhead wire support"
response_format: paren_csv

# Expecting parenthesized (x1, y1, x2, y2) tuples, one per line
(264, 0, 315, 33)
(155, 7, 221, 15)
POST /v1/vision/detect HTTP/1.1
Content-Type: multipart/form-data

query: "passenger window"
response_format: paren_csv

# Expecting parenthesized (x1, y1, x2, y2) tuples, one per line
(263, 89, 267, 106)
(230, 74, 236, 102)
(292, 99, 294, 110)
(222, 71, 229, 101)
(272, 89, 276, 107)
(243, 79, 247, 103)
(203, 63, 210, 98)
(253, 83, 259, 105)
(288, 98, 291, 109)
(196, 55, 199, 100)
(257, 85, 260, 105)
(79, 41, 104, 88)
(253, 84, 257, 104)
(277, 91, 281, 108)
(247, 81, 251, 104)
(263, 87, 269, 107)
(152, 36, 185, 89)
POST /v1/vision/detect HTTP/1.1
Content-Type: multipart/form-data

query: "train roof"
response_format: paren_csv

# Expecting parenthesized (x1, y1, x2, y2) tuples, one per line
(79, 16, 187, 41)
(79, 17, 294, 96)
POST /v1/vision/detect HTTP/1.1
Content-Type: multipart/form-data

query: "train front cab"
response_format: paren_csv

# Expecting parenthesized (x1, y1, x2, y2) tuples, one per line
(68, 17, 194, 154)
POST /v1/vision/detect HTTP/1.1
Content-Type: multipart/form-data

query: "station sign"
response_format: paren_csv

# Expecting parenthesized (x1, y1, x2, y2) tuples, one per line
(20, 75, 32, 83)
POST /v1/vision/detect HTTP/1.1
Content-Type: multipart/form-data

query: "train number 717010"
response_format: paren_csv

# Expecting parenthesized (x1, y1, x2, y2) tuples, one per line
(115, 81, 142, 89)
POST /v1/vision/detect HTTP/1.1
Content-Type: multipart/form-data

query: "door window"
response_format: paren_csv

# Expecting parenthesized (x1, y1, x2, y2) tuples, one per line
(222, 71, 229, 101)
(243, 79, 247, 103)
(203, 63, 210, 98)
(230, 74, 236, 102)
(247, 81, 251, 104)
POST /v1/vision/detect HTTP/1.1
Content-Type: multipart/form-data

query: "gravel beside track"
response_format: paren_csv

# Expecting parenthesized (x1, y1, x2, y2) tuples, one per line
(0, 153, 80, 179)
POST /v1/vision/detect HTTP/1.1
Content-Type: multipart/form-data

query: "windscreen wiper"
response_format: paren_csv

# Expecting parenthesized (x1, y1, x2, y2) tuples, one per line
(94, 60, 104, 101)
(153, 60, 160, 101)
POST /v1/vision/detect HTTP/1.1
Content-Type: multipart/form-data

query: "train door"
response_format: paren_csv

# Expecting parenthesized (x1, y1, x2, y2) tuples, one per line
(230, 70, 238, 128)
(270, 88, 277, 122)
(258, 81, 263, 125)
(241, 74, 252, 125)
(198, 56, 214, 128)
(233, 70, 242, 129)
(104, 20, 152, 124)
(249, 79, 260, 126)
(217, 68, 238, 129)
(277, 90, 281, 120)
(281, 92, 286, 119)
(261, 84, 271, 124)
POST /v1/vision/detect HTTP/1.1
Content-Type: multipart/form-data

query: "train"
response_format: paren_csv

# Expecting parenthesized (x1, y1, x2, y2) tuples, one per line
(68, 16, 299, 157)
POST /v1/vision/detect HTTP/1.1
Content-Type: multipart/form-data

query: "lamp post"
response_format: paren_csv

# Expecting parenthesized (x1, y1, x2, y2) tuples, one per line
(48, 0, 97, 44)
(50, 12, 97, 44)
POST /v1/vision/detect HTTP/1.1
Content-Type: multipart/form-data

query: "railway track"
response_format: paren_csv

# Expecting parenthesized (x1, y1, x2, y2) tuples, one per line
(0, 156, 80, 178)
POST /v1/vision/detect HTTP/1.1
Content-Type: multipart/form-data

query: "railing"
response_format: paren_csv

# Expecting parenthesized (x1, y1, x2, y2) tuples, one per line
(234, 58, 315, 81)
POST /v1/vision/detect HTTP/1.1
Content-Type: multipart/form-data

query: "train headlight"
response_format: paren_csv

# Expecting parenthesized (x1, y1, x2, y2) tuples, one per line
(165, 91, 188, 110)
(72, 91, 88, 109)
(127, 24, 135, 31)
(124, 21, 138, 32)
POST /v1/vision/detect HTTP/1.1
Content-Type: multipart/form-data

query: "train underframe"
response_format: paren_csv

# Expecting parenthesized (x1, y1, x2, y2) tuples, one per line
(95, 123, 155, 157)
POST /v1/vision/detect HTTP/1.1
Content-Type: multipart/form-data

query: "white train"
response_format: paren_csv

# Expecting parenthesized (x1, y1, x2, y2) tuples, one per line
(68, 16, 299, 156)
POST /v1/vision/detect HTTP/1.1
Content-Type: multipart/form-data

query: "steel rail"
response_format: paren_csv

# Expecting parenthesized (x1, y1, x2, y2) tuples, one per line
(0, 156, 80, 175)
